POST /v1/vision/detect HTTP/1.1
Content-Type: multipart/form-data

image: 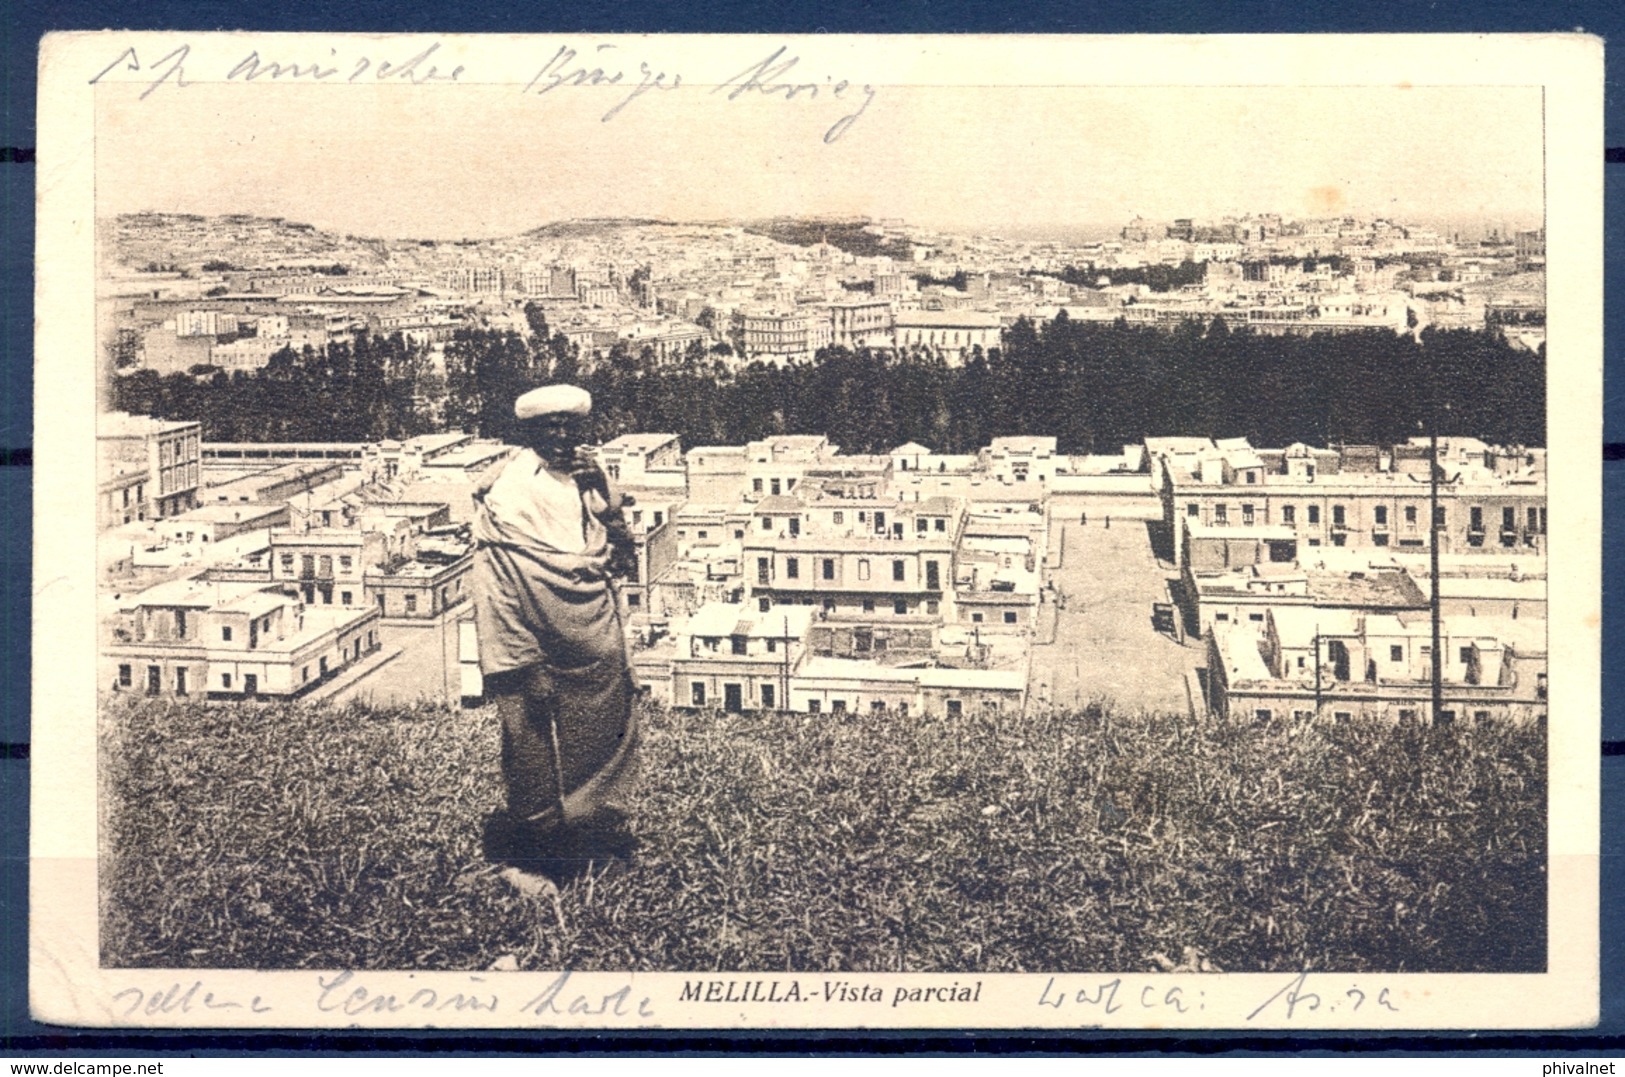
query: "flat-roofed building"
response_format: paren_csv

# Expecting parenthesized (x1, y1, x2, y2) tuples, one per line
(1203, 606, 1546, 726)
(670, 602, 814, 713)
(1154, 436, 1546, 568)
(786, 657, 1026, 718)
(825, 298, 895, 349)
(99, 412, 202, 519)
(155, 502, 290, 545)
(893, 309, 1002, 362)
(596, 433, 686, 495)
(102, 578, 382, 700)
(743, 494, 961, 650)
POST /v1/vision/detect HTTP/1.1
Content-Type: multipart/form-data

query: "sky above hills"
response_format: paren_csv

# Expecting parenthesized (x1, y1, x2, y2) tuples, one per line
(94, 76, 1543, 242)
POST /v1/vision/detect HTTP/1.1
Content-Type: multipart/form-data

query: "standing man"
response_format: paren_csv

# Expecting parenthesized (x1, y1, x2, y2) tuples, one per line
(471, 385, 639, 884)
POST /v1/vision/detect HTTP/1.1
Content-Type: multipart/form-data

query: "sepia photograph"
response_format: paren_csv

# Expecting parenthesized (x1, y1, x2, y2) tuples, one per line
(31, 32, 1601, 1030)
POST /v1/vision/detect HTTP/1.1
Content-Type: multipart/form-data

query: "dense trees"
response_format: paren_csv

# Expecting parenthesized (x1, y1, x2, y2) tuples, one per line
(112, 316, 1545, 454)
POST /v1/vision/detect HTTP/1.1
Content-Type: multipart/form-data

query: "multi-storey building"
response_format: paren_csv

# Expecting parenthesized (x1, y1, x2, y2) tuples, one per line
(98, 412, 202, 519)
(733, 308, 834, 363)
(99, 457, 149, 531)
(825, 298, 895, 349)
(269, 526, 408, 608)
(742, 494, 961, 646)
(1155, 436, 1547, 569)
(102, 578, 382, 700)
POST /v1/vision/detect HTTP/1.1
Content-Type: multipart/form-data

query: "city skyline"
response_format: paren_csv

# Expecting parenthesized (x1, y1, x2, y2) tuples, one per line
(95, 81, 1544, 242)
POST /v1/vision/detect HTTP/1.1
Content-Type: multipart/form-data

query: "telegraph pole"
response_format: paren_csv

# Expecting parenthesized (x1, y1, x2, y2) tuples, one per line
(1429, 424, 1443, 722)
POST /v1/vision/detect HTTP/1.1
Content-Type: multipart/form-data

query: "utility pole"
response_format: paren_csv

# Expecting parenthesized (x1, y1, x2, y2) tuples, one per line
(1313, 624, 1322, 715)
(1429, 424, 1444, 723)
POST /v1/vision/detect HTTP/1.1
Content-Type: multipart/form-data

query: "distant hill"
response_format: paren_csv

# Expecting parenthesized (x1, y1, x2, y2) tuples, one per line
(521, 218, 675, 239)
(742, 216, 914, 261)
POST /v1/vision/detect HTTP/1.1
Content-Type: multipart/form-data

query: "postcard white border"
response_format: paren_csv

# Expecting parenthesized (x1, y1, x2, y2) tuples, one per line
(31, 31, 1603, 1030)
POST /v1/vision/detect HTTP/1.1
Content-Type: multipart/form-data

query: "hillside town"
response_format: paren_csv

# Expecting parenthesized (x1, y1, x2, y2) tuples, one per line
(99, 210, 1546, 385)
(95, 211, 1546, 729)
(99, 411, 1548, 727)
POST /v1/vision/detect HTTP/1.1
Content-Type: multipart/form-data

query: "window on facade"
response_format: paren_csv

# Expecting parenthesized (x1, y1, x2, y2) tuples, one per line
(1187, 503, 1199, 517)
(1332, 505, 1346, 527)
(341, 591, 353, 605)
(1374, 506, 1388, 526)
(862, 599, 876, 613)
(340, 556, 353, 572)
(752, 478, 763, 493)
(1308, 505, 1320, 525)
(1390, 645, 1404, 662)
(831, 700, 848, 714)
(654, 511, 664, 526)
(935, 518, 946, 532)
(1255, 709, 1272, 721)
(302, 666, 310, 683)
(222, 626, 233, 642)
(833, 511, 844, 525)
(857, 560, 870, 581)
(1373, 531, 1390, 547)
(894, 599, 908, 615)
(1405, 505, 1418, 524)
(1334, 710, 1351, 724)
(1248, 612, 1264, 622)
(1003, 611, 1018, 624)
(223, 673, 233, 689)
(404, 594, 418, 612)
(146, 666, 161, 695)
(1245, 472, 1257, 485)
(692, 682, 706, 707)
(1282, 505, 1295, 524)
(117, 664, 131, 687)
(698, 530, 708, 539)
(947, 700, 962, 718)
(759, 597, 771, 613)
(1241, 504, 1255, 525)
(822, 558, 835, 580)
(765, 638, 777, 653)
(1473, 710, 1491, 725)
(761, 518, 771, 530)
(1214, 504, 1227, 523)
(786, 558, 800, 579)
(971, 612, 984, 623)
(770, 479, 782, 496)
(1332, 533, 1346, 547)
(1537, 673, 1548, 700)
(1470, 506, 1484, 531)
(731, 635, 747, 655)
(757, 558, 771, 585)
(1398, 708, 1418, 726)
(808, 699, 822, 714)
(892, 560, 905, 582)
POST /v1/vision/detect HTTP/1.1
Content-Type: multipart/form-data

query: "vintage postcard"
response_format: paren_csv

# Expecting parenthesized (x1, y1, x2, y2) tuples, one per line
(32, 33, 1601, 1030)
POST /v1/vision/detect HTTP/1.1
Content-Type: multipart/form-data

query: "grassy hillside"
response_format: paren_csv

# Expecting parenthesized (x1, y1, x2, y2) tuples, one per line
(99, 696, 1545, 973)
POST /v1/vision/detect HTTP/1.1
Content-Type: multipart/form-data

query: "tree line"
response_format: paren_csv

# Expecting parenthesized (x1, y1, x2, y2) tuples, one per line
(110, 311, 1545, 455)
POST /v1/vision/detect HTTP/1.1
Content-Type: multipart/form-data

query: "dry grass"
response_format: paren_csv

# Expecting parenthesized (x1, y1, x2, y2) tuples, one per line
(100, 695, 1546, 973)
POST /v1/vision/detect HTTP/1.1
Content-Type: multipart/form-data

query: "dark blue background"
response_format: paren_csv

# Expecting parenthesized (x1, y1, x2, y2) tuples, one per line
(0, 0, 1619, 1054)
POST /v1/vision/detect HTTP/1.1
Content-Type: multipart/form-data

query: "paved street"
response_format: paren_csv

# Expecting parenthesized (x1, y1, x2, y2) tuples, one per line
(1030, 517, 1200, 716)
(332, 602, 466, 708)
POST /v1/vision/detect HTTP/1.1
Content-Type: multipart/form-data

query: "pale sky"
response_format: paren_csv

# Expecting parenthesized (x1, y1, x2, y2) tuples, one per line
(95, 80, 1544, 240)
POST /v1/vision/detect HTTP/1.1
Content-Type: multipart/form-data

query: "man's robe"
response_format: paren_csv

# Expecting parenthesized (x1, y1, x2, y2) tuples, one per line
(471, 449, 636, 823)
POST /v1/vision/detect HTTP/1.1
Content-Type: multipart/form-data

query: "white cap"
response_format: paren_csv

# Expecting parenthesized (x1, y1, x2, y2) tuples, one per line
(514, 384, 592, 420)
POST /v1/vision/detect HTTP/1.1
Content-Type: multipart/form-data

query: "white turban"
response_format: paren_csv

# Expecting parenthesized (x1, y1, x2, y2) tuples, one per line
(514, 384, 592, 420)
